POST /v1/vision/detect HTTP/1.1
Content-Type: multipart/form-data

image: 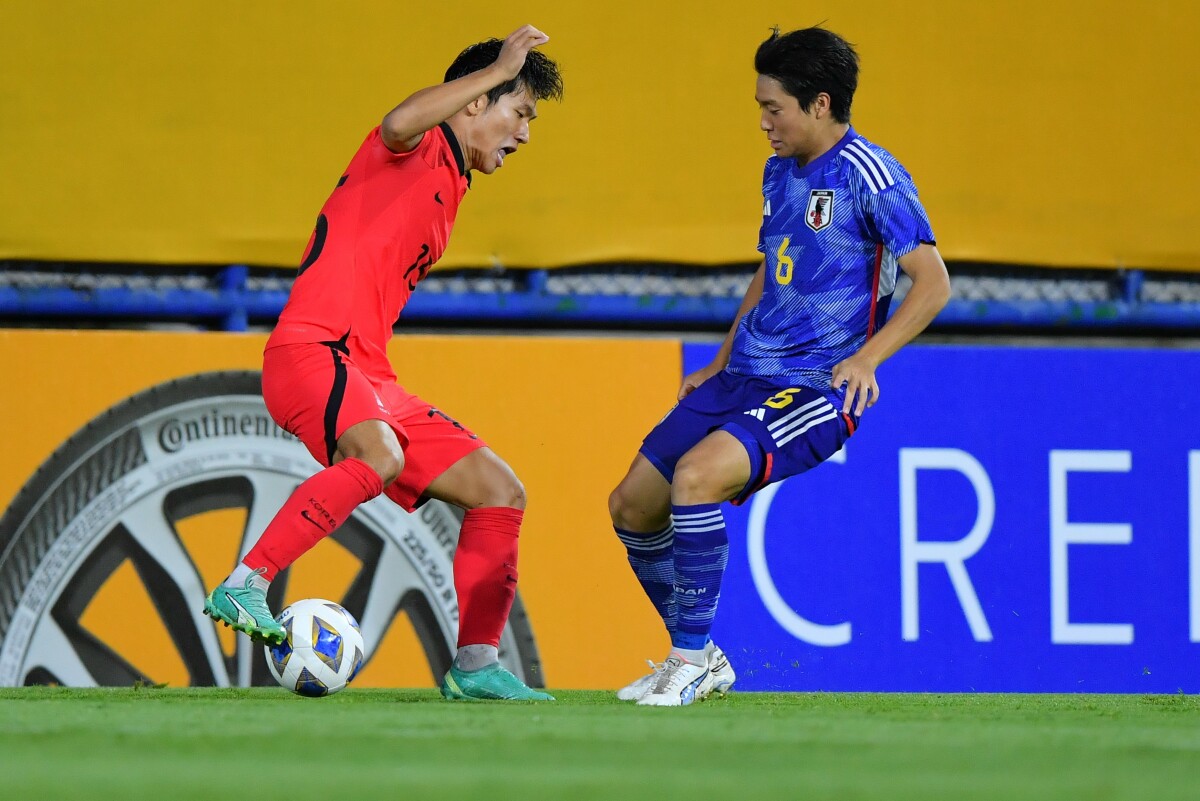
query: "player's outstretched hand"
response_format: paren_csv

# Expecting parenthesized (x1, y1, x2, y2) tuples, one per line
(678, 363, 721, 401)
(494, 25, 550, 81)
(831, 353, 879, 416)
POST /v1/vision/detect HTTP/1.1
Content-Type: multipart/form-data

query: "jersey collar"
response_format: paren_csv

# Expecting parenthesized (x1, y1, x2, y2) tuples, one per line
(438, 122, 471, 186)
(794, 126, 857, 178)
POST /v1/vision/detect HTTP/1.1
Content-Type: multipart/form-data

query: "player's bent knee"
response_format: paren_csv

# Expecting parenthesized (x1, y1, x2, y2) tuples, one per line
(671, 455, 723, 504)
(607, 486, 625, 525)
(608, 482, 666, 532)
(473, 472, 526, 510)
(608, 484, 641, 529)
(372, 450, 404, 486)
(336, 424, 405, 485)
(502, 477, 527, 510)
(360, 451, 403, 487)
(337, 444, 403, 486)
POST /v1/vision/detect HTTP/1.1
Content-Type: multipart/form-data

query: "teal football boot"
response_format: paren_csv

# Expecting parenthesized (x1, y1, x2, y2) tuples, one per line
(203, 567, 286, 645)
(441, 663, 555, 701)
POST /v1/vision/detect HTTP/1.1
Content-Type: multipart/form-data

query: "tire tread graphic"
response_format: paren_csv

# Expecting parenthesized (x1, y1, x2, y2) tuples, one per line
(0, 371, 543, 688)
(0, 424, 147, 640)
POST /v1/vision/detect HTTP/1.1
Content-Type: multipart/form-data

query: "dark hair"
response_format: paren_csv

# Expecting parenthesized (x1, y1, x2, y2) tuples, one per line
(754, 27, 858, 123)
(444, 39, 564, 106)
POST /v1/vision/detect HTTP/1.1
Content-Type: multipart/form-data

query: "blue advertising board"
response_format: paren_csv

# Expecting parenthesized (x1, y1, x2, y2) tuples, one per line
(686, 343, 1200, 692)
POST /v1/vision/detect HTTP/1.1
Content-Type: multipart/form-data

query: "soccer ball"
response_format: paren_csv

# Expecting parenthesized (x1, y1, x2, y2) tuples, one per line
(264, 598, 365, 697)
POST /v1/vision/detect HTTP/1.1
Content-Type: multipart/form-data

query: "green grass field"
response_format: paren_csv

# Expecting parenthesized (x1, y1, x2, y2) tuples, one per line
(2, 688, 1197, 800)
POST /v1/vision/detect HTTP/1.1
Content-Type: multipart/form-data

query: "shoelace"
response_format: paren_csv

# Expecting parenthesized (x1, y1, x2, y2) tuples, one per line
(641, 659, 666, 680)
(227, 582, 274, 622)
(244, 566, 269, 585)
(627, 660, 666, 695)
(651, 656, 699, 693)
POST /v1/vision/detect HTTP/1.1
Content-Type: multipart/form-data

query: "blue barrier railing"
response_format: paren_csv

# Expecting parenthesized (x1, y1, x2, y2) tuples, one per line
(1, 266, 1198, 332)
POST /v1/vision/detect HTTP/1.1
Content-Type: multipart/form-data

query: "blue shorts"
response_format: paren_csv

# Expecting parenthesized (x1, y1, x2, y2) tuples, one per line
(640, 370, 856, 504)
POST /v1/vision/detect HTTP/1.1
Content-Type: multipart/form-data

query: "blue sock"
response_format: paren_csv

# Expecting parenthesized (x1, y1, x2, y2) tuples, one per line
(670, 502, 729, 651)
(614, 524, 676, 635)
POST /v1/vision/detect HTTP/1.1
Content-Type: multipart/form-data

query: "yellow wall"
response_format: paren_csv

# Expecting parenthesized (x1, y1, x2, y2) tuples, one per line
(0, 329, 681, 689)
(2, 1, 1197, 270)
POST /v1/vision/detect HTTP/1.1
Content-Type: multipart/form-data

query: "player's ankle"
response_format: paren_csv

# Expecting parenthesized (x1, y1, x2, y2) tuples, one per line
(453, 643, 499, 672)
(670, 647, 707, 666)
(222, 562, 268, 590)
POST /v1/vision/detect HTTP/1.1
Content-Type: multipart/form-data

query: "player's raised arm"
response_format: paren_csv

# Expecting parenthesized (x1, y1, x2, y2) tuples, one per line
(830, 243, 950, 415)
(381, 25, 550, 153)
(678, 260, 766, 399)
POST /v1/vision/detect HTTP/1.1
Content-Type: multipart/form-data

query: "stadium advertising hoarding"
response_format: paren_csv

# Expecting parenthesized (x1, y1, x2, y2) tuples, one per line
(2, 331, 1197, 692)
(1, 1, 1197, 271)
(0, 330, 674, 690)
(695, 343, 1200, 692)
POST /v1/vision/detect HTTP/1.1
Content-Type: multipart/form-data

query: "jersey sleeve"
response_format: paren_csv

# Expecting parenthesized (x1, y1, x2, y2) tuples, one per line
(857, 167, 936, 260)
(368, 125, 438, 166)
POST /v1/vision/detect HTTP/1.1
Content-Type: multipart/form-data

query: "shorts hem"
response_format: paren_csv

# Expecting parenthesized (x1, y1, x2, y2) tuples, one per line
(718, 421, 769, 505)
(384, 437, 488, 513)
(638, 446, 675, 484)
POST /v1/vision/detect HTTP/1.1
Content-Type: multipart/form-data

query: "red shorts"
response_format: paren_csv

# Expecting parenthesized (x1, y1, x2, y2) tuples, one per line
(262, 341, 486, 512)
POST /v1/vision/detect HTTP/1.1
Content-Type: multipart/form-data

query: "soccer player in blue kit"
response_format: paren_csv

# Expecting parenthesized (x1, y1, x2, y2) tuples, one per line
(608, 26, 952, 705)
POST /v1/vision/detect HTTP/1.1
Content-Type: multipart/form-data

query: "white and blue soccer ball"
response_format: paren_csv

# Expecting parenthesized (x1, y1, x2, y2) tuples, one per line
(264, 598, 365, 697)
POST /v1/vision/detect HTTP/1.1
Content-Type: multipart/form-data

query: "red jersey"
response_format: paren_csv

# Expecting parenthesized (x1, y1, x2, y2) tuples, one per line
(267, 123, 471, 382)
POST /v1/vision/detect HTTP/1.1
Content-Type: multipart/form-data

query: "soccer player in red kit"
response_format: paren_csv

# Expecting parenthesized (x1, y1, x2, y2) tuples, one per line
(203, 25, 563, 701)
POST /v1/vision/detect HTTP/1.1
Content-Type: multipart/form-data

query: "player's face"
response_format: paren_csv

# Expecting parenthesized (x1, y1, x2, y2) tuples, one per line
(471, 88, 538, 175)
(756, 75, 819, 160)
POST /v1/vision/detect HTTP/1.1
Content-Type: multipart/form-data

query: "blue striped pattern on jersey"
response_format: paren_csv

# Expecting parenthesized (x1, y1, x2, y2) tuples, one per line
(728, 127, 935, 406)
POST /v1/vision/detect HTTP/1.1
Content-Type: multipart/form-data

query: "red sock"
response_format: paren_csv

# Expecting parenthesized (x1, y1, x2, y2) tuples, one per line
(454, 506, 523, 648)
(242, 457, 384, 580)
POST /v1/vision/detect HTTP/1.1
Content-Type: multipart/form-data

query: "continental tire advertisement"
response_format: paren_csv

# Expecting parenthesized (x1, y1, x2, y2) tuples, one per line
(0, 372, 539, 688)
(0, 330, 682, 689)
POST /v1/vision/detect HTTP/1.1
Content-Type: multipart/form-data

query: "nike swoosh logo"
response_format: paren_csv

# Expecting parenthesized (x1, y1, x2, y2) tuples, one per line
(434, 191, 443, 206)
(300, 510, 325, 531)
(225, 592, 255, 626)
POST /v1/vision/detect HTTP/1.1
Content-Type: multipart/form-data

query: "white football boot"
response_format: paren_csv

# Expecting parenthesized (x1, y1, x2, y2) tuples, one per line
(636, 655, 714, 706)
(616, 659, 665, 701)
(619, 643, 736, 702)
(708, 644, 737, 696)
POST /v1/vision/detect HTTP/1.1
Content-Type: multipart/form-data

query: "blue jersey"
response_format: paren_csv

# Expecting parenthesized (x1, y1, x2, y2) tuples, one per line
(727, 127, 935, 405)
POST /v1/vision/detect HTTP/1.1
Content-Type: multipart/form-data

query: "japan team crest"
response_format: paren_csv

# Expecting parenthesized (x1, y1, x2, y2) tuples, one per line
(806, 190, 835, 232)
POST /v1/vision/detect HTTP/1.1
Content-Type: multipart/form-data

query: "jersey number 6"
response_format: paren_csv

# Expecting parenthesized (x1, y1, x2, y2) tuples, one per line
(775, 237, 794, 286)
